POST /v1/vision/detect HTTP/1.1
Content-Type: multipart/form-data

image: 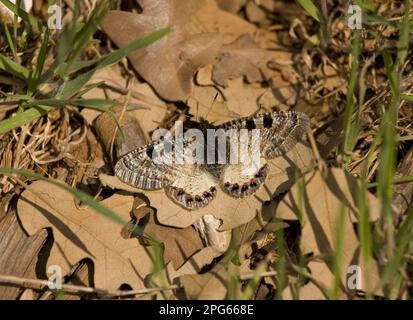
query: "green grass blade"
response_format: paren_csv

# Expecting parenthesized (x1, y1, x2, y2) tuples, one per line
(0, 0, 44, 31)
(297, 0, 321, 22)
(376, 1, 411, 295)
(3, 22, 17, 57)
(28, 28, 50, 95)
(95, 27, 171, 70)
(330, 203, 346, 299)
(402, 94, 413, 102)
(0, 167, 126, 226)
(341, 31, 361, 165)
(25, 98, 118, 110)
(275, 228, 287, 299)
(0, 53, 29, 81)
(0, 99, 117, 134)
(62, 1, 111, 76)
(59, 27, 171, 98)
(0, 105, 52, 135)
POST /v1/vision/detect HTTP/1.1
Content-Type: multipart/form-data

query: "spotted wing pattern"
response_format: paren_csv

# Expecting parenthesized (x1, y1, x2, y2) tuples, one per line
(114, 110, 310, 210)
(219, 111, 310, 159)
(114, 136, 217, 210)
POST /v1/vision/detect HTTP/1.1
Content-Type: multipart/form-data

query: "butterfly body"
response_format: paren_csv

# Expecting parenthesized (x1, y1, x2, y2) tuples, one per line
(114, 110, 309, 210)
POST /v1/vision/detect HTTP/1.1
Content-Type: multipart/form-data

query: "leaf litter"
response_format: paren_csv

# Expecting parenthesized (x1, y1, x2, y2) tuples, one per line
(0, 0, 412, 300)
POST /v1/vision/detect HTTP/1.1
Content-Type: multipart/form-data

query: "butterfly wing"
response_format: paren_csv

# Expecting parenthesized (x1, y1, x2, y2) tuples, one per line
(114, 141, 176, 190)
(115, 139, 218, 210)
(220, 161, 268, 198)
(258, 111, 310, 159)
(218, 111, 309, 198)
(220, 111, 309, 159)
(166, 165, 217, 210)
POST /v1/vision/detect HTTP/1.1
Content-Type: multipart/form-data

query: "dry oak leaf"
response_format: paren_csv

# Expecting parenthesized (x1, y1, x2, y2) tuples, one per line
(276, 168, 382, 296)
(141, 210, 205, 270)
(215, 0, 247, 13)
(220, 78, 267, 117)
(16, 180, 154, 291)
(82, 66, 169, 136)
(100, 0, 223, 101)
(173, 246, 222, 278)
(212, 34, 294, 87)
(187, 84, 240, 124)
(100, 140, 315, 230)
(282, 275, 327, 300)
(149, 246, 223, 291)
(192, 0, 256, 43)
(174, 263, 228, 299)
(212, 34, 276, 87)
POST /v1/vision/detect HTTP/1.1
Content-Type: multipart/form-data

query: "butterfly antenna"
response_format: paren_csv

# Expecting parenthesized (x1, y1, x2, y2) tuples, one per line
(205, 93, 219, 121)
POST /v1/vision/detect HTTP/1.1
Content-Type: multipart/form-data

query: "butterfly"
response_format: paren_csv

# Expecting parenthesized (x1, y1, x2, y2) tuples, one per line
(114, 110, 310, 210)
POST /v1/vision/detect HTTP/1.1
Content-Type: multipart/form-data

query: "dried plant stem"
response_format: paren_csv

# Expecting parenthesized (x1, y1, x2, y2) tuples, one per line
(0, 270, 280, 298)
(0, 274, 178, 297)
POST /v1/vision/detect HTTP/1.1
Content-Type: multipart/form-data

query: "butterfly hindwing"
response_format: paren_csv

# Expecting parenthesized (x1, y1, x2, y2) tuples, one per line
(220, 159, 268, 198)
(167, 165, 217, 210)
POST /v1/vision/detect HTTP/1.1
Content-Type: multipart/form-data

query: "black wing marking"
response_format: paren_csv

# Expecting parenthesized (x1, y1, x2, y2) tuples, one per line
(219, 111, 310, 159)
(114, 141, 174, 190)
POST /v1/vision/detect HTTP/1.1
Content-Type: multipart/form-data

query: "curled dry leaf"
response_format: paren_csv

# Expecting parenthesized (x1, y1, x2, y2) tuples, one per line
(100, 0, 223, 101)
(100, 140, 315, 230)
(276, 168, 382, 296)
(16, 180, 153, 291)
(237, 201, 290, 260)
(193, 214, 232, 253)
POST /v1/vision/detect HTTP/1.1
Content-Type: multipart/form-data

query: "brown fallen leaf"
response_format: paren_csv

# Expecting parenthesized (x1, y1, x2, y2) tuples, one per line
(101, 1, 223, 101)
(99, 140, 315, 230)
(16, 180, 153, 291)
(322, 65, 344, 92)
(174, 246, 222, 277)
(140, 210, 205, 270)
(220, 78, 266, 117)
(215, 0, 247, 13)
(174, 263, 228, 299)
(192, 0, 256, 43)
(187, 84, 240, 124)
(82, 66, 170, 137)
(276, 168, 383, 296)
(193, 214, 232, 253)
(212, 34, 272, 87)
(144, 246, 224, 299)
(0, 210, 48, 299)
(245, 1, 269, 26)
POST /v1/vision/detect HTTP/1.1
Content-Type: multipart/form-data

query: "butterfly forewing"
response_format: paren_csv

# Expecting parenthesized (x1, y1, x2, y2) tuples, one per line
(219, 111, 310, 159)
